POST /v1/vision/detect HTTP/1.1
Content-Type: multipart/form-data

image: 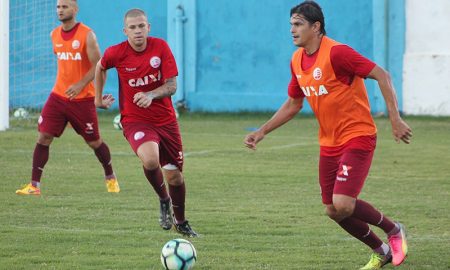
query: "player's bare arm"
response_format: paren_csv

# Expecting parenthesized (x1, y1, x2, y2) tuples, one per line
(94, 61, 115, 109)
(66, 31, 101, 100)
(133, 77, 177, 108)
(244, 97, 303, 150)
(368, 66, 412, 144)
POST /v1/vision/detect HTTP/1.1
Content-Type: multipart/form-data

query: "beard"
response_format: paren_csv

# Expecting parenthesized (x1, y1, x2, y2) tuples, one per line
(58, 14, 74, 22)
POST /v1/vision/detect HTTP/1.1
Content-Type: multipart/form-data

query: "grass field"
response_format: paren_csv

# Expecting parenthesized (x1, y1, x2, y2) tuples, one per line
(1, 112, 449, 269)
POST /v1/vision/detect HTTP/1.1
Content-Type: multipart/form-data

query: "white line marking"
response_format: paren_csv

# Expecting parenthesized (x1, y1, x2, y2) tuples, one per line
(6, 225, 450, 242)
(1, 142, 315, 158)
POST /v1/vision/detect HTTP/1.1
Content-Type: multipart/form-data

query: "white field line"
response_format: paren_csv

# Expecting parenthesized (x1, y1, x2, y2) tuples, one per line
(187, 142, 314, 157)
(5, 225, 450, 242)
(0, 142, 315, 158)
(182, 132, 312, 139)
(0, 148, 135, 156)
(266, 143, 311, 150)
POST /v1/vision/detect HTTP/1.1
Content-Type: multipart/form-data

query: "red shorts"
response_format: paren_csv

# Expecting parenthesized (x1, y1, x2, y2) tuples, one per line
(38, 93, 100, 142)
(122, 121, 184, 171)
(319, 136, 376, 205)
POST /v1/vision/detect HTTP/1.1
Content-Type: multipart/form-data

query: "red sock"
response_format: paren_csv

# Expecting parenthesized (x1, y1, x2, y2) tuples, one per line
(169, 183, 186, 224)
(352, 200, 396, 234)
(143, 167, 169, 200)
(94, 142, 114, 177)
(31, 143, 49, 182)
(338, 217, 384, 249)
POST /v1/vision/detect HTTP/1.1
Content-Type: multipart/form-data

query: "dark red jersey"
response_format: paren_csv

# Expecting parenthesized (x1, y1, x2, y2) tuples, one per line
(101, 37, 178, 126)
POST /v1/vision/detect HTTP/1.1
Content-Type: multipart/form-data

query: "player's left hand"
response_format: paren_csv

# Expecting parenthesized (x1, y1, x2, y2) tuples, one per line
(65, 83, 83, 100)
(391, 118, 412, 144)
(133, 92, 154, 108)
(244, 130, 265, 150)
(95, 94, 115, 109)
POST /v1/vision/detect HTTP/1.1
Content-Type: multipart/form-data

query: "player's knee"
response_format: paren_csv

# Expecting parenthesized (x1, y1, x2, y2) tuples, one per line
(167, 174, 183, 186)
(332, 202, 354, 219)
(87, 139, 102, 149)
(37, 133, 53, 145)
(325, 207, 337, 220)
(142, 158, 160, 170)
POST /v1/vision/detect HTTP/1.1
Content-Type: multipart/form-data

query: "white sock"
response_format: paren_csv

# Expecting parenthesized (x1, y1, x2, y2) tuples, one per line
(31, 181, 40, 188)
(374, 243, 390, 256)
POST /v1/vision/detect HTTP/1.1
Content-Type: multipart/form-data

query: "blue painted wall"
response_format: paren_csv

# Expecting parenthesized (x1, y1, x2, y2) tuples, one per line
(10, 0, 404, 113)
(9, 0, 167, 109)
(9, 0, 58, 109)
(168, 0, 405, 113)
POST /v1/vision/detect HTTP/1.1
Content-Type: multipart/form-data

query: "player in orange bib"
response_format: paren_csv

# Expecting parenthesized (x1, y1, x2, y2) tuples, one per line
(16, 0, 120, 195)
(244, 1, 411, 269)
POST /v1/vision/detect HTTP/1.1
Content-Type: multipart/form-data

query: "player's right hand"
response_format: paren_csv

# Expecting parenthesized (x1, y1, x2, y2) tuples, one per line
(391, 118, 412, 144)
(244, 130, 265, 150)
(133, 92, 154, 108)
(95, 94, 115, 109)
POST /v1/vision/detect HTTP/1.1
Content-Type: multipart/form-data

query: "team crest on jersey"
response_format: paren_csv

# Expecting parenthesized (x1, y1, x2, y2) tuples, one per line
(72, 40, 80, 49)
(134, 131, 145, 141)
(313, 67, 322, 80)
(150, 56, 161, 68)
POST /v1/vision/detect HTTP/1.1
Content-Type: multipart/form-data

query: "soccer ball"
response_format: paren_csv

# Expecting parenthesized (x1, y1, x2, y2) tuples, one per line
(161, 239, 197, 270)
(13, 108, 29, 119)
(112, 114, 122, 130)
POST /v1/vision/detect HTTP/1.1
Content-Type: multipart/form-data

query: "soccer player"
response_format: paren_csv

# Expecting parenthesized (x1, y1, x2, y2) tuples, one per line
(16, 0, 120, 195)
(94, 9, 197, 237)
(244, 1, 410, 269)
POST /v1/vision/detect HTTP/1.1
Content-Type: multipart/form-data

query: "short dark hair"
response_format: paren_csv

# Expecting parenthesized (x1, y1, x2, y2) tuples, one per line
(290, 1, 326, 35)
(124, 8, 147, 21)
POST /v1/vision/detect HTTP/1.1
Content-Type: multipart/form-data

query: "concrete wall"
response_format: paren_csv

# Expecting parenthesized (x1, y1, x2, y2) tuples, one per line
(168, 0, 405, 113)
(10, 0, 408, 114)
(9, 0, 167, 109)
(403, 0, 450, 115)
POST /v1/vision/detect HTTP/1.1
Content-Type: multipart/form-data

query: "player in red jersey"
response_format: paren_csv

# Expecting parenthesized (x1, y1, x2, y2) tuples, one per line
(16, 0, 119, 196)
(244, 1, 410, 269)
(94, 8, 197, 237)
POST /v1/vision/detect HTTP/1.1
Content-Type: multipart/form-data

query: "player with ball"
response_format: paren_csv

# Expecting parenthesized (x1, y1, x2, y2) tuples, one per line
(95, 8, 197, 237)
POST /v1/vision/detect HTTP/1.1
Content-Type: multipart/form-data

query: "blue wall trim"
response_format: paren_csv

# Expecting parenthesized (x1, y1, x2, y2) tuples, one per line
(370, 0, 405, 114)
(168, 0, 197, 105)
(371, 0, 388, 113)
(388, 0, 405, 113)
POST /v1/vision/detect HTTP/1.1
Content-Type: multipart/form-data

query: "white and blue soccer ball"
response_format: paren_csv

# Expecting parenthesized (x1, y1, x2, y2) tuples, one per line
(13, 108, 29, 119)
(161, 238, 197, 270)
(112, 114, 122, 130)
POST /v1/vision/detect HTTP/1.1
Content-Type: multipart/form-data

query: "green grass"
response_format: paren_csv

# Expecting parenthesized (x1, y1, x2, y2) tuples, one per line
(1, 112, 449, 269)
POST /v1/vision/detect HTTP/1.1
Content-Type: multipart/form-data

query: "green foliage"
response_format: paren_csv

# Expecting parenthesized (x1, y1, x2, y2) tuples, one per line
(1, 113, 449, 269)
